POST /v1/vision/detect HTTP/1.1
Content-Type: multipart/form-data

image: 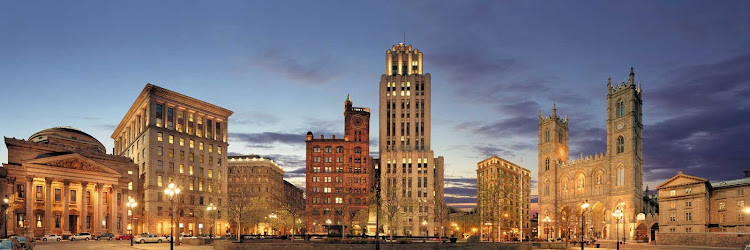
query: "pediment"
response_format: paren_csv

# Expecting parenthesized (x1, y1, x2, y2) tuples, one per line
(656, 172, 708, 189)
(23, 153, 121, 175)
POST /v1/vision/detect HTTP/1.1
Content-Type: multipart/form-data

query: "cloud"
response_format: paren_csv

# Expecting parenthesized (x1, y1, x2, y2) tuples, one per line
(643, 51, 750, 182)
(244, 48, 339, 85)
(231, 112, 280, 126)
(228, 132, 304, 147)
(94, 124, 116, 131)
(455, 115, 539, 139)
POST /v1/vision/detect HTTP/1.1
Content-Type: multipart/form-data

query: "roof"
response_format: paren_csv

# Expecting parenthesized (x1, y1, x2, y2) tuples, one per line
(711, 178, 750, 189)
(28, 126, 105, 153)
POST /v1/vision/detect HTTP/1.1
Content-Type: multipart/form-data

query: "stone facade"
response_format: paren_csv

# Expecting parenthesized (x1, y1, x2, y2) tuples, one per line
(379, 43, 445, 236)
(305, 96, 371, 235)
(477, 156, 531, 241)
(1, 127, 137, 238)
(227, 155, 285, 234)
(537, 68, 644, 242)
(657, 171, 750, 236)
(111, 83, 233, 236)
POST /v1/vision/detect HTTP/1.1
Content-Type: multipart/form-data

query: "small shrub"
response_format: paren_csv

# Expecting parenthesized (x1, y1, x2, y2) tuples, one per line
(396, 239, 411, 244)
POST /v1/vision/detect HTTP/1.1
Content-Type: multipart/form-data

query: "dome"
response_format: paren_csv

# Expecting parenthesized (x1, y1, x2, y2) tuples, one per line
(29, 126, 106, 153)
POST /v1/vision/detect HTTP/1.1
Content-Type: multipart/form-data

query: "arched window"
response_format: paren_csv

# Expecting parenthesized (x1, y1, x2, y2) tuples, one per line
(336, 146, 344, 153)
(616, 166, 624, 186)
(544, 180, 550, 196)
(616, 136, 625, 153)
(558, 132, 563, 142)
(577, 174, 585, 188)
(354, 147, 362, 154)
(562, 177, 568, 191)
(545, 129, 550, 142)
(325, 146, 332, 153)
(616, 100, 625, 117)
(545, 158, 550, 171)
(313, 146, 320, 153)
(595, 171, 603, 185)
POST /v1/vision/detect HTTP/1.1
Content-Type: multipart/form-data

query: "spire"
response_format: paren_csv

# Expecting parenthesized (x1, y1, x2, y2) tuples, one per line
(346, 93, 351, 102)
(628, 66, 635, 85)
(552, 103, 557, 117)
(607, 77, 612, 86)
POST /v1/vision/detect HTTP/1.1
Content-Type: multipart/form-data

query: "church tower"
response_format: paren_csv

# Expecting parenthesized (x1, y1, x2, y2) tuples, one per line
(537, 104, 569, 223)
(344, 94, 370, 142)
(606, 67, 644, 207)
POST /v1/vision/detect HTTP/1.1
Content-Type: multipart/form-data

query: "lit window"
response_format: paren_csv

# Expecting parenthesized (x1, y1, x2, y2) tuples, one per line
(158, 133, 163, 142)
(669, 190, 676, 196)
(190, 140, 194, 148)
(616, 136, 625, 153)
(189, 166, 194, 175)
(169, 135, 174, 144)
(685, 188, 692, 194)
(180, 138, 184, 146)
(199, 142, 204, 150)
(180, 165, 185, 174)
(218, 146, 222, 154)
(616, 167, 625, 186)
(157, 175, 163, 187)
(335, 197, 343, 204)
(128, 182, 133, 190)
(209, 144, 213, 152)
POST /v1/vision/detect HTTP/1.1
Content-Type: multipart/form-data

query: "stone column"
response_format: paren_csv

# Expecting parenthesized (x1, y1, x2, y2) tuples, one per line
(109, 185, 117, 234)
(120, 188, 127, 235)
(95, 183, 103, 234)
(62, 180, 70, 236)
(25, 176, 34, 236)
(79, 182, 87, 233)
(44, 178, 53, 235)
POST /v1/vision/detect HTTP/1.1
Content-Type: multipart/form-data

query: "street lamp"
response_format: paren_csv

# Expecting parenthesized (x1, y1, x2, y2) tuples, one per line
(165, 183, 181, 250)
(268, 213, 277, 236)
(542, 216, 551, 242)
(422, 220, 428, 242)
(612, 209, 623, 250)
(580, 201, 590, 250)
(2, 196, 9, 238)
(503, 213, 509, 241)
(126, 198, 137, 246)
(206, 203, 217, 238)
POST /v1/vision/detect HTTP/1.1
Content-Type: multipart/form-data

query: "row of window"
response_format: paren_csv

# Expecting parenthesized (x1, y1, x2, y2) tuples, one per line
(542, 167, 625, 196)
(14, 213, 121, 230)
(154, 103, 225, 142)
(312, 156, 366, 164)
(154, 161, 221, 181)
(157, 132, 222, 154)
(309, 187, 368, 194)
(312, 146, 361, 154)
(310, 197, 367, 204)
(310, 176, 367, 184)
(311, 166, 366, 173)
(15, 184, 121, 204)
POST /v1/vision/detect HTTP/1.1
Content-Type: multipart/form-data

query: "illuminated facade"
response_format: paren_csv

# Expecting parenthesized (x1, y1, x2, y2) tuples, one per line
(111, 84, 233, 236)
(379, 43, 445, 236)
(537, 68, 644, 241)
(476, 156, 531, 241)
(1, 127, 137, 238)
(305, 95, 371, 235)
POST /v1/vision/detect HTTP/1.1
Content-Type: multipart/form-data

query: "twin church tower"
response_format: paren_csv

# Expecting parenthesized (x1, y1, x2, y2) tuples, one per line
(305, 43, 445, 236)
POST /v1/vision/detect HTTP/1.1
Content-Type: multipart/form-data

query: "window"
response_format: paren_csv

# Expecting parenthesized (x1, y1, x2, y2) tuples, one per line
(157, 175, 163, 187)
(355, 147, 362, 154)
(685, 200, 692, 207)
(616, 136, 625, 153)
(180, 138, 184, 146)
(180, 164, 185, 174)
(189, 166, 194, 175)
(128, 182, 133, 190)
(670, 201, 675, 209)
(685, 212, 692, 221)
(324, 187, 331, 193)
(208, 170, 213, 178)
(545, 158, 550, 171)
(36, 186, 43, 201)
(669, 227, 676, 232)
(314, 146, 320, 153)
(70, 190, 77, 203)
(157, 160, 163, 171)
(669, 213, 675, 222)
(55, 188, 61, 202)
(739, 200, 745, 208)
(16, 184, 24, 198)
(719, 202, 726, 210)
(336, 146, 344, 153)
(16, 213, 24, 228)
(156, 104, 163, 127)
(190, 140, 194, 148)
(669, 190, 676, 196)
(157, 146, 163, 156)
(685, 227, 692, 233)
(218, 146, 222, 155)
(324, 177, 331, 183)
(544, 180, 550, 196)
(55, 214, 61, 228)
(200, 142, 204, 150)
(158, 132, 163, 141)
(169, 135, 174, 144)
(616, 100, 625, 117)
(335, 197, 343, 204)
(685, 188, 692, 194)
(616, 167, 625, 186)
(558, 132, 563, 142)
(36, 214, 43, 228)
(545, 129, 550, 142)
(740, 213, 746, 222)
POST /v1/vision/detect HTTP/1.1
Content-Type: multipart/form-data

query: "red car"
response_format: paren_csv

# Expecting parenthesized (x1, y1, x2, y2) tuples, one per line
(116, 234, 133, 240)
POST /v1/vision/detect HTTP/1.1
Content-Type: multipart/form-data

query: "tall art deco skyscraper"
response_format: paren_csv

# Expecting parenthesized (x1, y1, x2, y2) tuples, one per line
(379, 43, 445, 236)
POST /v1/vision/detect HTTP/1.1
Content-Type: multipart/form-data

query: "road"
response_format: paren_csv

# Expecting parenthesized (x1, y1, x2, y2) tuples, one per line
(35, 239, 213, 250)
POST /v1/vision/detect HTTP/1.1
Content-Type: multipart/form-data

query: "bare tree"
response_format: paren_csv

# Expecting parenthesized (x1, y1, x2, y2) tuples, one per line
(271, 190, 305, 242)
(351, 209, 369, 237)
(478, 169, 516, 242)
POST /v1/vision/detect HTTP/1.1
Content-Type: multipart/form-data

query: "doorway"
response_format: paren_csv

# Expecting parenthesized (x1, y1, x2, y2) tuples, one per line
(69, 215, 78, 234)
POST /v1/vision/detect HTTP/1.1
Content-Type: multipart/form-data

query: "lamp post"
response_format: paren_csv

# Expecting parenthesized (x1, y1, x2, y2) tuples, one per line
(612, 209, 623, 250)
(126, 198, 137, 246)
(580, 201, 590, 250)
(2, 196, 9, 238)
(503, 213, 509, 241)
(422, 220, 427, 242)
(206, 203, 217, 238)
(165, 183, 181, 250)
(542, 216, 551, 242)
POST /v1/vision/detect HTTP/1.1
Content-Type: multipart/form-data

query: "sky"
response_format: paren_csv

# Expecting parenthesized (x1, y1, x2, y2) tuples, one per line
(2, 1, 750, 212)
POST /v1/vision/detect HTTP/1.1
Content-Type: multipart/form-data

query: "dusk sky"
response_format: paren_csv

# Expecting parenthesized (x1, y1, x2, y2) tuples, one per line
(2, 1, 750, 211)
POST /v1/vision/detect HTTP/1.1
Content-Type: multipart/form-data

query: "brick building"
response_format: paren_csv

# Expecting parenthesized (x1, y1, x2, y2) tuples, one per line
(305, 95, 371, 235)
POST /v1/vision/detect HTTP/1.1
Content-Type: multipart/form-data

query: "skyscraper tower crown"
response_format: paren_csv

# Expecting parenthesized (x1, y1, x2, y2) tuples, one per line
(386, 43, 423, 75)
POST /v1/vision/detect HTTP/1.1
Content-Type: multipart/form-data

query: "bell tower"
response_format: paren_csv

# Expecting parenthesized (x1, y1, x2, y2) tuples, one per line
(537, 103, 569, 237)
(344, 94, 370, 143)
(606, 67, 643, 198)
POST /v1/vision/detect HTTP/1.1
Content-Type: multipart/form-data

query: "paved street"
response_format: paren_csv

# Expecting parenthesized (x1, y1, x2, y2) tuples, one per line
(557, 242, 737, 250)
(35, 240, 213, 250)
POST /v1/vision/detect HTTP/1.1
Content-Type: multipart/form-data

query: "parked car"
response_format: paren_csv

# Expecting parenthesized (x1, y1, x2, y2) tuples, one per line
(115, 234, 132, 240)
(0, 238, 22, 250)
(134, 234, 165, 244)
(96, 233, 115, 241)
(10, 236, 33, 250)
(41, 234, 62, 242)
(69, 232, 92, 241)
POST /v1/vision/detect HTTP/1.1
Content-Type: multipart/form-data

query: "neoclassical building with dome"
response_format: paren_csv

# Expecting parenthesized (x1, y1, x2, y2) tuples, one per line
(1, 126, 138, 238)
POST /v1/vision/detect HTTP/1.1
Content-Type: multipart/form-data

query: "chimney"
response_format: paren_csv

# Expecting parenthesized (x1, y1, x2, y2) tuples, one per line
(744, 170, 750, 178)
